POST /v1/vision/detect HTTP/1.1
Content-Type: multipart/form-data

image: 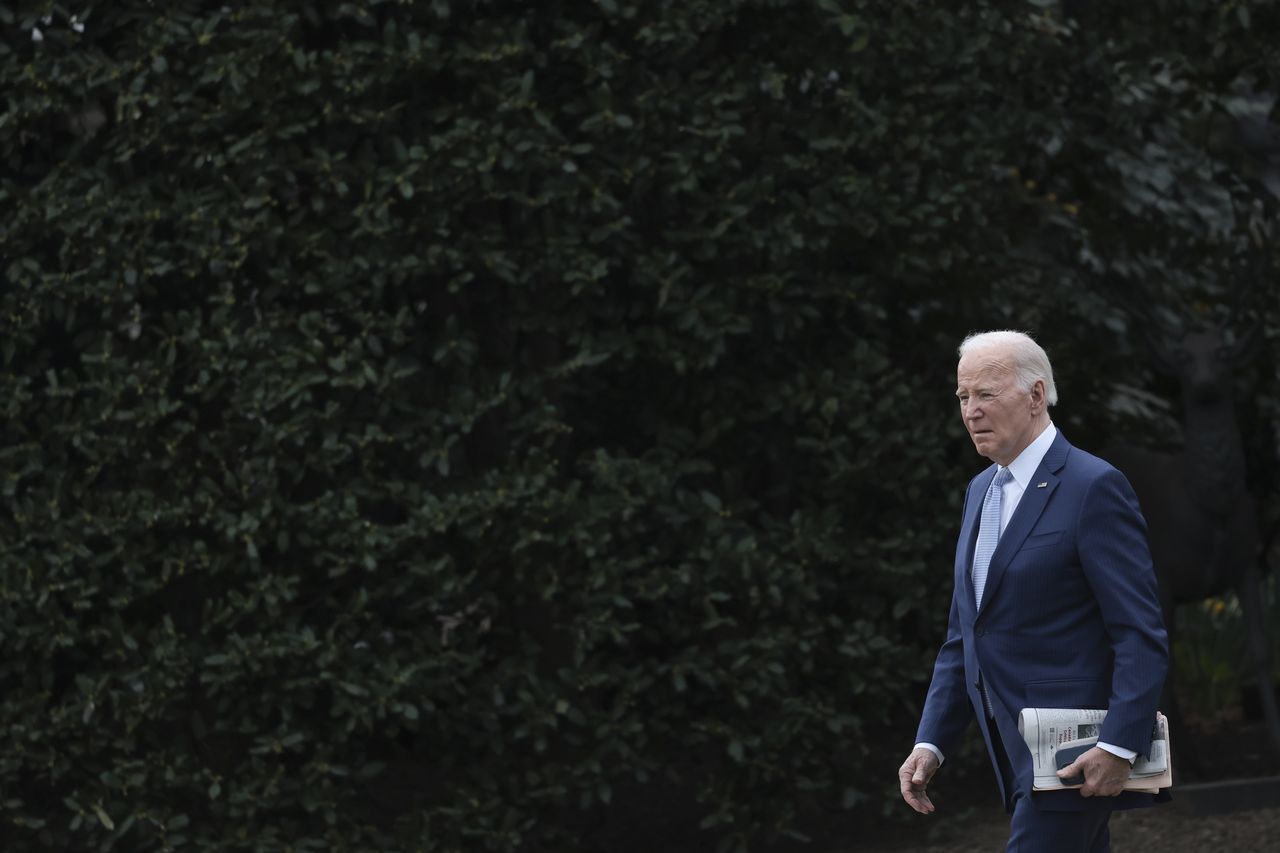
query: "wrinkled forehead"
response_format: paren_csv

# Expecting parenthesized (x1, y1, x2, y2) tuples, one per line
(956, 348, 1016, 386)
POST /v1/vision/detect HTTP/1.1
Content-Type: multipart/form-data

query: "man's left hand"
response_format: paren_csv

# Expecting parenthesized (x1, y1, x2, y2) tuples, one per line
(1055, 746, 1130, 797)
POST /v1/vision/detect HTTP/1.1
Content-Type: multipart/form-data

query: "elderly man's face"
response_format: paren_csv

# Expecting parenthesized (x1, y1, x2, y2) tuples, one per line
(956, 347, 1045, 467)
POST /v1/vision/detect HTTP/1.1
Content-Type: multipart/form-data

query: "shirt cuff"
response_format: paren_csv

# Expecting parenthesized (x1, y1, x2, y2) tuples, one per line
(914, 742, 944, 764)
(1096, 741, 1137, 763)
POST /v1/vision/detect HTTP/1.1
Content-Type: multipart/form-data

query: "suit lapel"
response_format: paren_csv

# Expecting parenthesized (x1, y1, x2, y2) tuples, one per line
(961, 467, 994, 606)
(976, 432, 1071, 619)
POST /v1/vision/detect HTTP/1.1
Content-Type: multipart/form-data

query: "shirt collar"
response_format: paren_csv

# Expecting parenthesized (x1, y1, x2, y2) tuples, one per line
(1003, 422, 1057, 490)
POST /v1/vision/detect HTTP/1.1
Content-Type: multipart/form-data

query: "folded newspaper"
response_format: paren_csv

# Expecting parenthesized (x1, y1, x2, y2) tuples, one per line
(1017, 708, 1171, 793)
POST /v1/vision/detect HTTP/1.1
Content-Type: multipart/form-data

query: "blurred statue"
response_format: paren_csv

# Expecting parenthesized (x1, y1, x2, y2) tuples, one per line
(1104, 320, 1280, 762)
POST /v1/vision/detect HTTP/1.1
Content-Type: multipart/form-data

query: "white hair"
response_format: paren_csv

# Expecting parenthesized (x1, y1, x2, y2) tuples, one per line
(958, 330, 1058, 406)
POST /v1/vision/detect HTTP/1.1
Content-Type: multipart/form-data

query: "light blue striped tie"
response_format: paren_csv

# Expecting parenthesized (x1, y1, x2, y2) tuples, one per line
(974, 467, 1011, 718)
(973, 467, 1012, 610)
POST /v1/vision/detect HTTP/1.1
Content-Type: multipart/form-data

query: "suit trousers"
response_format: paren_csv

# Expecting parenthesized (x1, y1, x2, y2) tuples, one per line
(990, 717, 1111, 853)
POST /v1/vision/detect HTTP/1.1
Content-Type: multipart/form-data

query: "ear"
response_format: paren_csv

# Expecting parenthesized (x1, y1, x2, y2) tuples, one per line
(1029, 378, 1046, 412)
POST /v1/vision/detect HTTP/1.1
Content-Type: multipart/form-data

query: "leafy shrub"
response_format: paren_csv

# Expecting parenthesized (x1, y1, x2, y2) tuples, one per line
(2, 1, 1277, 850)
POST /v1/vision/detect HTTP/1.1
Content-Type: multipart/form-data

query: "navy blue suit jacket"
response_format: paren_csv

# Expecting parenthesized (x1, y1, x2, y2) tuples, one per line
(916, 431, 1169, 811)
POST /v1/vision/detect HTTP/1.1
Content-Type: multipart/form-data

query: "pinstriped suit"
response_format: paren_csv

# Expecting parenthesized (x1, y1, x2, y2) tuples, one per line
(916, 430, 1169, 813)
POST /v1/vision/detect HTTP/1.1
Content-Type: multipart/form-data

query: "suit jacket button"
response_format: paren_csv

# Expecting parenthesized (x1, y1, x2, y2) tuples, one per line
(975, 627, 986, 637)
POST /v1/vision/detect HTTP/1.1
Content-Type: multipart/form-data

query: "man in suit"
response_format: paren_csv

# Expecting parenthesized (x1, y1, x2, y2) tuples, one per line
(897, 331, 1168, 852)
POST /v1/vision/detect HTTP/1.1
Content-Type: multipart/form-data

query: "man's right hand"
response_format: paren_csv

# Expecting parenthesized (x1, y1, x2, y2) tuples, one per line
(898, 747, 940, 814)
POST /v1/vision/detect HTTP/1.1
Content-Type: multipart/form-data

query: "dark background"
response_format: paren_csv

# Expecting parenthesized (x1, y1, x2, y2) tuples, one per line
(2, 1, 1279, 850)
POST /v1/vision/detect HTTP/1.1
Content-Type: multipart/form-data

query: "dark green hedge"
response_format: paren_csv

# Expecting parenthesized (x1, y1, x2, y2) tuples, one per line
(2, 1, 1278, 850)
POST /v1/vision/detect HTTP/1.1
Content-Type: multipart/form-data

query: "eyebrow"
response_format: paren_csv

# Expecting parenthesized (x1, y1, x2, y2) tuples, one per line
(956, 385, 995, 397)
